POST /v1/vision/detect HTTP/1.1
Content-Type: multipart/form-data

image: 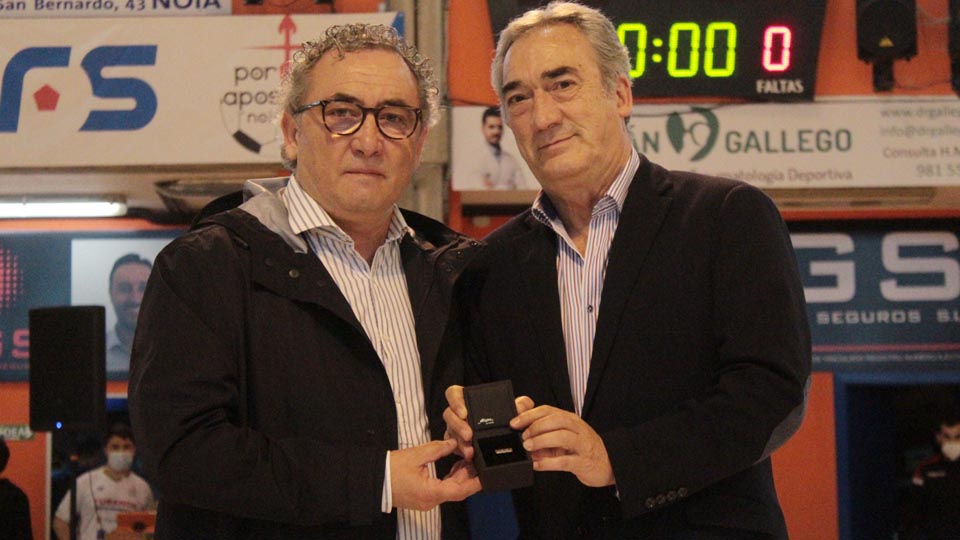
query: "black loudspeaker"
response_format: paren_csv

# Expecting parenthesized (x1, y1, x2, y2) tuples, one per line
(856, 0, 918, 62)
(29, 306, 106, 432)
(856, 0, 917, 91)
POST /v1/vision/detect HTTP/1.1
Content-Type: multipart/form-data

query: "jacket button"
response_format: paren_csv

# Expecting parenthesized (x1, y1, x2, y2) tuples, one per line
(645, 497, 656, 509)
(264, 258, 274, 267)
(288, 269, 300, 278)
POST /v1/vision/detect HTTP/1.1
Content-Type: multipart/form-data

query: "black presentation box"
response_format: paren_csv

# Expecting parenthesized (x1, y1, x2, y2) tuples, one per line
(463, 380, 533, 492)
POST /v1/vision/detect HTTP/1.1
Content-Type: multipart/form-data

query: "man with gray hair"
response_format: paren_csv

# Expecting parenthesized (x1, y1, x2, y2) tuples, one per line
(445, 2, 811, 538)
(130, 23, 481, 540)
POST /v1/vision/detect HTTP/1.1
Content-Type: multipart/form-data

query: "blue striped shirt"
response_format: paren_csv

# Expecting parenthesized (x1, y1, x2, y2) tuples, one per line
(282, 176, 440, 540)
(532, 151, 640, 415)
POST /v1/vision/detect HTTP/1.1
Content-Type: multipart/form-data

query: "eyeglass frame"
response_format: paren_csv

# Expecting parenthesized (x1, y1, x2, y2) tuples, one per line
(291, 99, 423, 140)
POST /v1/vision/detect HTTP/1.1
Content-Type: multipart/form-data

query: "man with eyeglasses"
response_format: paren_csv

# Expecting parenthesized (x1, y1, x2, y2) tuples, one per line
(128, 23, 482, 540)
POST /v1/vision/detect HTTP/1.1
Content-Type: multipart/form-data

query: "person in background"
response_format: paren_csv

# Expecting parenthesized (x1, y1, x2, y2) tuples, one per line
(106, 254, 151, 376)
(475, 106, 525, 190)
(445, 2, 811, 538)
(53, 424, 153, 540)
(909, 413, 960, 540)
(0, 437, 33, 540)
(50, 433, 102, 538)
(128, 23, 482, 540)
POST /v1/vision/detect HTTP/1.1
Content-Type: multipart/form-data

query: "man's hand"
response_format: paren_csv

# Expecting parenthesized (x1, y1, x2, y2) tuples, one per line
(443, 385, 475, 460)
(443, 385, 535, 461)
(390, 439, 482, 511)
(511, 405, 616, 488)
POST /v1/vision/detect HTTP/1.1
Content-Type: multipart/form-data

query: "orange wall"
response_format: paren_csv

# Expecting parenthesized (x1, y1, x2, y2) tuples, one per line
(817, 0, 954, 97)
(230, 0, 382, 15)
(773, 372, 839, 540)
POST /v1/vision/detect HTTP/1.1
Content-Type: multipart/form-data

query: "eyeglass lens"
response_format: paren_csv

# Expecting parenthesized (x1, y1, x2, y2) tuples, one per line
(323, 101, 418, 139)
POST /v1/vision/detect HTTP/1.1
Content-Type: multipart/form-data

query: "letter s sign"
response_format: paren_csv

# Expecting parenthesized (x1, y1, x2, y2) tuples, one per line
(0, 45, 158, 133)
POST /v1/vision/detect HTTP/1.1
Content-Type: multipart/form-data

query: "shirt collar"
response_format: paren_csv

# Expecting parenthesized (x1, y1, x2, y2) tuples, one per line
(282, 175, 411, 245)
(532, 148, 640, 226)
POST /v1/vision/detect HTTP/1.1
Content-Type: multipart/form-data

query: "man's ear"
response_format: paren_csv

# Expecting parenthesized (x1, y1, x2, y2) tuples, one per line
(413, 126, 429, 168)
(615, 73, 632, 119)
(280, 110, 299, 164)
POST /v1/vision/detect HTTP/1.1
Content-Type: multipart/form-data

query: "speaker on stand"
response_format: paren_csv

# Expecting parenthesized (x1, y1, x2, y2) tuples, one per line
(29, 305, 106, 540)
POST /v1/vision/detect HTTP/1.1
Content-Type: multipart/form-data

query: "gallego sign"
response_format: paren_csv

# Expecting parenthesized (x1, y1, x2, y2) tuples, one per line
(630, 97, 960, 189)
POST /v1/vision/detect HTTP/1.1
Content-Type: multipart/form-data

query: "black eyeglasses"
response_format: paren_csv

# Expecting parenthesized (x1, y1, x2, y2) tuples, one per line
(292, 99, 422, 140)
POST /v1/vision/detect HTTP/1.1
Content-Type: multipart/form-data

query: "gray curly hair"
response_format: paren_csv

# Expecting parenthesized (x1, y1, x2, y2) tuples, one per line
(278, 23, 440, 170)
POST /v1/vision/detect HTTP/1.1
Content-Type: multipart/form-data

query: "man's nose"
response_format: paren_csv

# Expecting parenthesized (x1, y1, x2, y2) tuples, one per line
(531, 91, 562, 131)
(350, 111, 384, 155)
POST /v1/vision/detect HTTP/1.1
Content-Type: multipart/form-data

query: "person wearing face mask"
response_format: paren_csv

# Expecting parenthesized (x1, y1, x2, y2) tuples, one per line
(909, 414, 960, 540)
(53, 424, 154, 540)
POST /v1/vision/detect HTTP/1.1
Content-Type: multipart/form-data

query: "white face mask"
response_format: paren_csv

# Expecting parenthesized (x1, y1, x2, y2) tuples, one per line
(107, 451, 134, 472)
(942, 441, 960, 461)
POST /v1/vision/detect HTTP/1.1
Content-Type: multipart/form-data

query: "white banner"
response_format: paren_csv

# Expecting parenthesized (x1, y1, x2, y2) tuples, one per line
(0, 13, 400, 167)
(452, 97, 960, 191)
(0, 0, 230, 18)
(629, 96, 960, 189)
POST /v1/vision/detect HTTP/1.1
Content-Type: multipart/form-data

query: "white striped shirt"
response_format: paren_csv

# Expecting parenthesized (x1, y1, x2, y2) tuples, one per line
(532, 151, 640, 415)
(282, 176, 440, 540)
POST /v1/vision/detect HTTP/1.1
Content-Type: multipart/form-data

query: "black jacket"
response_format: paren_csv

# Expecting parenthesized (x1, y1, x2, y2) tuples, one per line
(129, 179, 482, 539)
(465, 157, 811, 539)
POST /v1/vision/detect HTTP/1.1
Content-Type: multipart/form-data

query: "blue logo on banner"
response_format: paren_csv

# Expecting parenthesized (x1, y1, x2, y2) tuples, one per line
(790, 224, 960, 370)
(0, 45, 158, 133)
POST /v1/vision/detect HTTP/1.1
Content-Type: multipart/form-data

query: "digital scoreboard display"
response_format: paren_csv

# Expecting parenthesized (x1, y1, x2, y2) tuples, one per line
(488, 0, 828, 101)
(606, 0, 827, 100)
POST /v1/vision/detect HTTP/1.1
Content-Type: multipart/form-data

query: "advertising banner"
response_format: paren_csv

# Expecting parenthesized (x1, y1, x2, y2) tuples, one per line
(0, 0, 230, 18)
(0, 235, 70, 380)
(451, 106, 534, 191)
(629, 97, 960, 189)
(3, 222, 957, 380)
(791, 220, 960, 371)
(452, 98, 960, 191)
(0, 230, 181, 381)
(0, 12, 400, 167)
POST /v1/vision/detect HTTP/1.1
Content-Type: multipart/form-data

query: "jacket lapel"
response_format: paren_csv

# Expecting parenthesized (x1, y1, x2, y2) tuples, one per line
(517, 215, 576, 413)
(402, 237, 442, 401)
(403, 228, 479, 409)
(582, 160, 672, 418)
